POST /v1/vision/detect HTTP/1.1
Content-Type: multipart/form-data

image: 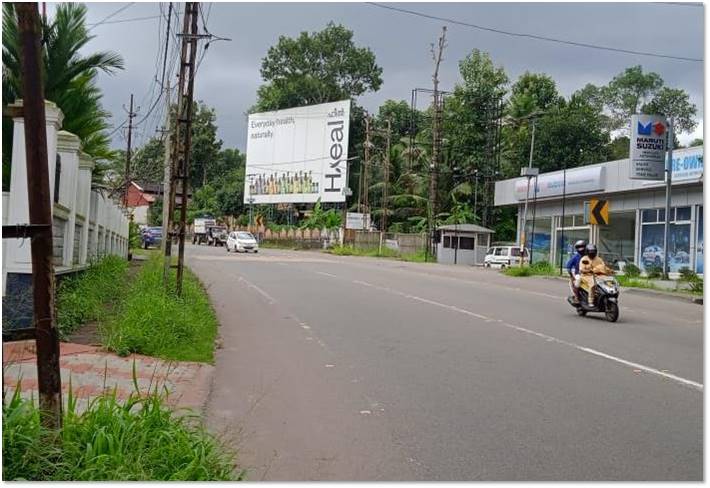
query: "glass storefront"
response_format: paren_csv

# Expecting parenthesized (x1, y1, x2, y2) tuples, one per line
(639, 207, 692, 273)
(599, 211, 636, 267)
(555, 227, 590, 269)
(525, 217, 552, 264)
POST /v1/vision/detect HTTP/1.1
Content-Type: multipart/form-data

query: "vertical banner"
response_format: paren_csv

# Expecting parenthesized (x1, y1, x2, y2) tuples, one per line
(629, 114, 668, 180)
(244, 100, 351, 204)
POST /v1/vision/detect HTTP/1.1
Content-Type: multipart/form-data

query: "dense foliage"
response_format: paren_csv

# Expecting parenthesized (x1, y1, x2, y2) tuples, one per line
(3, 387, 238, 480)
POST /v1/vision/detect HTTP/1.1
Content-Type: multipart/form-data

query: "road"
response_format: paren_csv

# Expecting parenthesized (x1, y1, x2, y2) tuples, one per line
(187, 245, 703, 481)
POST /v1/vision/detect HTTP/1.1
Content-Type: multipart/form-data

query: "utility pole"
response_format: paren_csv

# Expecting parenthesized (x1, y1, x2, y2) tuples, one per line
(174, 2, 199, 296)
(123, 93, 137, 207)
(362, 114, 371, 216)
(382, 119, 391, 236)
(662, 118, 674, 280)
(16, 2, 62, 428)
(159, 2, 174, 288)
(428, 26, 446, 256)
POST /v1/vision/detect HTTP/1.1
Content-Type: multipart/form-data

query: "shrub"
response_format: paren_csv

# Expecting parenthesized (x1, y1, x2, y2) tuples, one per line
(645, 264, 663, 279)
(56, 256, 129, 337)
(679, 267, 703, 294)
(503, 266, 533, 277)
(103, 256, 219, 362)
(3, 386, 238, 481)
(530, 260, 557, 275)
(623, 262, 641, 278)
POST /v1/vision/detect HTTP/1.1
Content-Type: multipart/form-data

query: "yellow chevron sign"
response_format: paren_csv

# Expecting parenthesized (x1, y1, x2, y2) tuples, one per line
(589, 199, 609, 225)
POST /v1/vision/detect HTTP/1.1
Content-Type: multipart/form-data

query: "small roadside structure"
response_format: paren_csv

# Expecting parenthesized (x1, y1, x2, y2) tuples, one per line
(436, 223, 495, 266)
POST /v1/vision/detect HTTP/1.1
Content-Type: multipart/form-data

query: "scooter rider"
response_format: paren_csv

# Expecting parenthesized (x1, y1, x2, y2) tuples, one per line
(579, 244, 613, 307)
(566, 240, 587, 304)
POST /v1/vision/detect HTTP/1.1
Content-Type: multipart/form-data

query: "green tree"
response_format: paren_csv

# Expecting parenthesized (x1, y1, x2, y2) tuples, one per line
(601, 65, 697, 134)
(254, 22, 382, 112)
(2, 3, 123, 173)
(376, 99, 421, 141)
(607, 136, 630, 160)
(602, 65, 663, 130)
(189, 102, 223, 188)
(130, 137, 165, 184)
(443, 49, 508, 226)
(641, 87, 698, 134)
(689, 138, 703, 147)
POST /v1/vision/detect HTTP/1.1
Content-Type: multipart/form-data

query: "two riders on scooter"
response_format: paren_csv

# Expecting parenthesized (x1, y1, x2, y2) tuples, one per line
(579, 244, 614, 308)
(566, 240, 587, 305)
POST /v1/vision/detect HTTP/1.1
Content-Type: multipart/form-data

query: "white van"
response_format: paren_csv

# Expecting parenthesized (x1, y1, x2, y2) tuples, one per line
(484, 245, 529, 268)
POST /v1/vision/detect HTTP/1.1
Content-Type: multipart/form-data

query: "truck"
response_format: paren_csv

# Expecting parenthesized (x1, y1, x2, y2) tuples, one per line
(206, 225, 228, 247)
(192, 217, 216, 245)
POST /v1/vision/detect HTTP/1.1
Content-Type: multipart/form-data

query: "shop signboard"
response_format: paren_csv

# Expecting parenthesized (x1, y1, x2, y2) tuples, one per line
(346, 212, 369, 230)
(244, 100, 351, 204)
(629, 114, 668, 180)
(514, 165, 604, 200)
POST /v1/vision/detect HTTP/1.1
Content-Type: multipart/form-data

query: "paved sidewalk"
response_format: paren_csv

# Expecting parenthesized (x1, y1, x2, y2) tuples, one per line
(3, 341, 213, 413)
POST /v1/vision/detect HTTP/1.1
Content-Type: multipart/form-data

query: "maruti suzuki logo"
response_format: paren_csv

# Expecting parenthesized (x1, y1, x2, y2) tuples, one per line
(638, 121, 666, 137)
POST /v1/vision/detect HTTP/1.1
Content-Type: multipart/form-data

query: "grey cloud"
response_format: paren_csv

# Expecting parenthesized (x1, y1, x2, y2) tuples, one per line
(78, 2, 704, 151)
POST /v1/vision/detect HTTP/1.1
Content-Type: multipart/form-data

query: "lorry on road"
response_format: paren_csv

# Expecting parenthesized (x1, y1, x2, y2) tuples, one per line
(192, 217, 216, 245)
(206, 225, 228, 247)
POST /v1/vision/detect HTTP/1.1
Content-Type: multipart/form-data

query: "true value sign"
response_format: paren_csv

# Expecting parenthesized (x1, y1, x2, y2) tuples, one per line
(629, 114, 668, 180)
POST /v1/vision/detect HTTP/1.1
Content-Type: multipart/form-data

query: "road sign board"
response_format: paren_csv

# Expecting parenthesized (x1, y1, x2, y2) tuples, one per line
(585, 199, 609, 225)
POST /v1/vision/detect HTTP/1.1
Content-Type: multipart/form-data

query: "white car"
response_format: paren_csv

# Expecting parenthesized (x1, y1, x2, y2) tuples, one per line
(642, 245, 664, 267)
(227, 231, 259, 253)
(484, 245, 529, 268)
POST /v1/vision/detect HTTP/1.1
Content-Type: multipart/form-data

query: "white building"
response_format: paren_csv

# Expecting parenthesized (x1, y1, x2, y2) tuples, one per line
(494, 146, 703, 275)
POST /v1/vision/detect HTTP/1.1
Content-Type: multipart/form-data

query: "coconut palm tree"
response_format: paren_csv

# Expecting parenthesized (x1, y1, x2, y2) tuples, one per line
(3, 3, 123, 186)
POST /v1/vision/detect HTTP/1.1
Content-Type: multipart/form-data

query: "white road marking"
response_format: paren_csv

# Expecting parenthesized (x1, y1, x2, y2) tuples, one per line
(316, 271, 338, 278)
(237, 276, 276, 304)
(349, 279, 703, 392)
(300, 325, 311, 330)
(325, 364, 335, 368)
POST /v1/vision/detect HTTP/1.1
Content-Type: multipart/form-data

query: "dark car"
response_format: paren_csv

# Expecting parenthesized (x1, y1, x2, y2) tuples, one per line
(141, 227, 163, 249)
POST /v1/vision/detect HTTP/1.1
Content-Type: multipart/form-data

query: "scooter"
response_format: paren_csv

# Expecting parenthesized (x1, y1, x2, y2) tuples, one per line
(567, 275, 620, 322)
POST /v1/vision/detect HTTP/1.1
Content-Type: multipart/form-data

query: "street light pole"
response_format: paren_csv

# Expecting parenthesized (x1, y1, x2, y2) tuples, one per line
(519, 119, 538, 267)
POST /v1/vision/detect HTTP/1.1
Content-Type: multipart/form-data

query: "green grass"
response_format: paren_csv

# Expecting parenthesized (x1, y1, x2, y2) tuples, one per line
(615, 275, 658, 290)
(56, 256, 129, 338)
(502, 261, 560, 277)
(327, 245, 435, 263)
(103, 255, 219, 363)
(3, 386, 239, 481)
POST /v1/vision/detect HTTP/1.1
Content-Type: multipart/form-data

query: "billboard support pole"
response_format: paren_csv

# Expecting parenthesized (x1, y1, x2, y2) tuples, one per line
(662, 118, 674, 280)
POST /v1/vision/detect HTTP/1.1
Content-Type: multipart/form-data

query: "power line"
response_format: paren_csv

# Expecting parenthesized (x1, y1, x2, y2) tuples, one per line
(87, 3, 135, 31)
(87, 15, 161, 27)
(366, 2, 703, 62)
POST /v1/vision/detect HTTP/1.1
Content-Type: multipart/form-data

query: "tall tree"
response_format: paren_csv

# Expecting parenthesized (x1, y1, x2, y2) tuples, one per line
(641, 86, 698, 134)
(602, 65, 663, 130)
(254, 22, 382, 112)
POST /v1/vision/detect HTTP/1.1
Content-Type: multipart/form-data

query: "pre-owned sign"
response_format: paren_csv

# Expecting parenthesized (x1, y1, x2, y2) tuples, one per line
(629, 114, 667, 180)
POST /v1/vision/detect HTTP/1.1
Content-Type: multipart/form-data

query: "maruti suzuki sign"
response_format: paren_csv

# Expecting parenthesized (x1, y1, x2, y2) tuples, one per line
(244, 100, 351, 204)
(629, 114, 668, 180)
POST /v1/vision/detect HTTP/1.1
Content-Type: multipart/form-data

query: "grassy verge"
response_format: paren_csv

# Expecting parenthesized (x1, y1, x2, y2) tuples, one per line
(56, 256, 129, 338)
(327, 245, 434, 263)
(3, 387, 239, 481)
(103, 255, 219, 362)
(502, 261, 560, 277)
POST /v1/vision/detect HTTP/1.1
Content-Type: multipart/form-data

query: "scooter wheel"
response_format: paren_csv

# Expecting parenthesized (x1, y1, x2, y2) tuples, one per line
(605, 302, 619, 323)
(576, 308, 587, 316)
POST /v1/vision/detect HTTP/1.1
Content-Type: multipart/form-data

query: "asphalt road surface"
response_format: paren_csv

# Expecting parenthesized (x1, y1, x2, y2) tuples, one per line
(187, 245, 703, 481)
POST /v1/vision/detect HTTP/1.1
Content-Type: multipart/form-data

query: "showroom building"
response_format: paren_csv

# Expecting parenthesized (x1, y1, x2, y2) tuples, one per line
(494, 145, 703, 275)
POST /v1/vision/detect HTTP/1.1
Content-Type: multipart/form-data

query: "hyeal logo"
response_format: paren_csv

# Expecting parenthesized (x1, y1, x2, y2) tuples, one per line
(638, 120, 666, 137)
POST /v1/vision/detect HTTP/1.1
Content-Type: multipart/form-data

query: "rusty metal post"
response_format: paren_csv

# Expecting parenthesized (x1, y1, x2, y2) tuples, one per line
(176, 2, 199, 296)
(16, 2, 62, 428)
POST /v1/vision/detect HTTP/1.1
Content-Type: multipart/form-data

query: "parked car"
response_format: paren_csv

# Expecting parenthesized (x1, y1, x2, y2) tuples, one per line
(484, 245, 529, 268)
(227, 231, 259, 253)
(642, 245, 664, 267)
(141, 227, 162, 249)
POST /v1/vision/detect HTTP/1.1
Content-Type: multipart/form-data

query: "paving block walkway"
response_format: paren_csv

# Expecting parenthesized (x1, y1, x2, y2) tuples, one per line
(3, 341, 213, 413)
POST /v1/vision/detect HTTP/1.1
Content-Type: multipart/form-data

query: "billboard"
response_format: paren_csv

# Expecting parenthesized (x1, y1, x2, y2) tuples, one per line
(244, 100, 351, 204)
(629, 114, 668, 180)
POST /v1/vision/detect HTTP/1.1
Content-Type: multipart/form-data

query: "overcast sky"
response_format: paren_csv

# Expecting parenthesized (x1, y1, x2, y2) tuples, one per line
(76, 2, 704, 152)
